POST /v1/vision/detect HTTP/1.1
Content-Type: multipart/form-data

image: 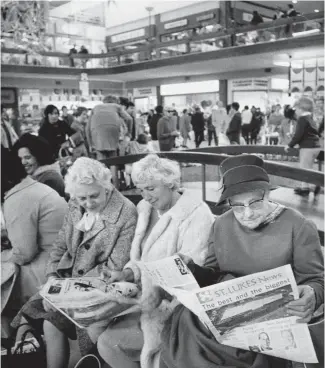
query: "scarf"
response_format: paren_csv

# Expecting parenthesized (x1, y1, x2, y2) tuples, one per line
(255, 202, 285, 231)
(75, 212, 100, 232)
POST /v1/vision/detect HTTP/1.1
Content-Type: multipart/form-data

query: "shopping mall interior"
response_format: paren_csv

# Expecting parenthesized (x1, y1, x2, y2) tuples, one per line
(1, 1, 324, 368)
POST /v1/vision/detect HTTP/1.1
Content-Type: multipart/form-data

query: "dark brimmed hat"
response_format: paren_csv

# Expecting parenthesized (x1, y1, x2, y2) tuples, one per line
(218, 154, 278, 204)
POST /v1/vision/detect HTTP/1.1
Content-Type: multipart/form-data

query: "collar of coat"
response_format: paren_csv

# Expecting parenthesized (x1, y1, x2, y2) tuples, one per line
(32, 161, 62, 178)
(130, 189, 204, 260)
(68, 187, 124, 225)
(4, 176, 38, 200)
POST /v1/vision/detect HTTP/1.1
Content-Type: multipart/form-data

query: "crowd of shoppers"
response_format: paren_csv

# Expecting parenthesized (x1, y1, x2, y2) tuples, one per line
(1, 92, 324, 368)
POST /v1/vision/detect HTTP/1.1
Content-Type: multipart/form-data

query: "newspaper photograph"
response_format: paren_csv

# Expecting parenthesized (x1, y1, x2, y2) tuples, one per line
(143, 256, 318, 363)
(39, 277, 140, 329)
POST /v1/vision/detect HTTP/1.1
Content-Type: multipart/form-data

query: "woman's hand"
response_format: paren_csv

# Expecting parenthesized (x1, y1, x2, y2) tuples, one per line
(101, 268, 134, 283)
(177, 253, 193, 266)
(141, 286, 165, 312)
(286, 285, 316, 323)
(61, 141, 71, 150)
(42, 299, 57, 313)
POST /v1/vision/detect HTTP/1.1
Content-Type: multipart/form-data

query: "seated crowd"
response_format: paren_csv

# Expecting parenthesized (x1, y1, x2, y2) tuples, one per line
(1, 98, 324, 368)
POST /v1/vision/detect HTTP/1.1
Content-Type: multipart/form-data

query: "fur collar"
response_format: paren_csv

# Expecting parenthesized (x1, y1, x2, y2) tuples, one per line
(32, 161, 62, 177)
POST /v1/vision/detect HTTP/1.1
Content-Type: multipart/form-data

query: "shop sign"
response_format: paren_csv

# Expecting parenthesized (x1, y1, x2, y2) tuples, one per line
(232, 79, 269, 90)
(111, 28, 145, 43)
(133, 87, 156, 98)
(164, 19, 188, 30)
(196, 13, 215, 22)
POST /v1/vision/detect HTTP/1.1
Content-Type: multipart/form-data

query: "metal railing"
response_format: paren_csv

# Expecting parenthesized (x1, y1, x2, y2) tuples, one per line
(1, 12, 323, 68)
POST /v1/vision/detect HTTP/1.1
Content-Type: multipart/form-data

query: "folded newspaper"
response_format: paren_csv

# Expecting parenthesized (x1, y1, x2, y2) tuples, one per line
(142, 255, 318, 364)
(39, 277, 140, 329)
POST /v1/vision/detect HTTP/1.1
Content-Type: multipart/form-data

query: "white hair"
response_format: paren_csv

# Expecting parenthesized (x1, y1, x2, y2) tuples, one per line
(131, 154, 181, 190)
(65, 157, 113, 197)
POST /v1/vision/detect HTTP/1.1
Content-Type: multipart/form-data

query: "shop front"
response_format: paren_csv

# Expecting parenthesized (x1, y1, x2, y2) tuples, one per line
(106, 25, 155, 62)
(161, 80, 219, 112)
(132, 87, 157, 113)
(228, 77, 290, 113)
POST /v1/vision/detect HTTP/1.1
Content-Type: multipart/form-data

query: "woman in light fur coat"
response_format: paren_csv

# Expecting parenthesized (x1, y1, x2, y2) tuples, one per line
(95, 154, 215, 368)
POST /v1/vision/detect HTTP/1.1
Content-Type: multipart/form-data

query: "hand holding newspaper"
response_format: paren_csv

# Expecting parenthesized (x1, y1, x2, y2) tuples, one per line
(39, 277, 140, 329)
(142, 255, 318, 364)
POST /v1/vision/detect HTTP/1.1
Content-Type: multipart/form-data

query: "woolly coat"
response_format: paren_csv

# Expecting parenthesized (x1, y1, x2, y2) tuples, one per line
(2, 177, 68, 307)
(46, 188, 137, 279)
(125, 190, 215, 368)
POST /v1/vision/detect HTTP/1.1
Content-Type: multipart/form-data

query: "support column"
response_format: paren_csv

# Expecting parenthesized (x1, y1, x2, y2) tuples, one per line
(156, 85, 162, 105)
(219, 80, 228, 107)
(219, 0, 232, 29)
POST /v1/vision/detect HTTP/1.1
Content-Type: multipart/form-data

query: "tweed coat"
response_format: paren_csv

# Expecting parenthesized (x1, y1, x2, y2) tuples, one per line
(46, 188, 137, 278)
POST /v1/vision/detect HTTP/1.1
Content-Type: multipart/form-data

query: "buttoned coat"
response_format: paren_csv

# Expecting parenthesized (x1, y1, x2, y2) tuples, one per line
(46, 188, 137, 278)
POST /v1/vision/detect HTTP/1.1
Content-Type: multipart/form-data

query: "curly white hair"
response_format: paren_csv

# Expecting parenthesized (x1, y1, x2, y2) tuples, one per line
(131, 154, 181, 190)
(65, 157, 113, 197)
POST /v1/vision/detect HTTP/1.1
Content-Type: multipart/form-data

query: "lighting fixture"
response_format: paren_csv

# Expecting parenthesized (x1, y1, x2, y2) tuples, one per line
(292, 29, 320, 37)
(273, 61, 290, 67)
(292, 0, 298, 3)
(314, 9, 320, 12)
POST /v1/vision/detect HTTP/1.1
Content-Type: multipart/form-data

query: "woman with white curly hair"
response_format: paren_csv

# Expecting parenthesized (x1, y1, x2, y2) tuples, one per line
(12, 157, 137, 368)
(96, 154, 215, 368)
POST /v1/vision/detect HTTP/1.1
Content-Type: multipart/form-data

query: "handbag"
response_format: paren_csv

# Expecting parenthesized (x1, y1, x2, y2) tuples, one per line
(1, 323, 46, 368)
(58, 147, 74, 174)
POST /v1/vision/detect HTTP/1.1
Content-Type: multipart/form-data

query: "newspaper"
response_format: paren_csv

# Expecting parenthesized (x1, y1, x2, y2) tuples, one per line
(39, 277, 140, 329)
(142, 255, 318, 363)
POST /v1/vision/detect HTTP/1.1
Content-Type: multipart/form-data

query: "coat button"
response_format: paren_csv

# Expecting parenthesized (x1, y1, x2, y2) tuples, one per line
(78, 270, 84, 275)
(84, 244, 90, 250)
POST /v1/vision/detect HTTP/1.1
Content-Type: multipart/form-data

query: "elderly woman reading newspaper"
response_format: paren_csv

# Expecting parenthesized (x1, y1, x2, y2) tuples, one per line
(158, 154, 324, 368)
(91, 154, 215, 368)
(12, 157, 137, 368)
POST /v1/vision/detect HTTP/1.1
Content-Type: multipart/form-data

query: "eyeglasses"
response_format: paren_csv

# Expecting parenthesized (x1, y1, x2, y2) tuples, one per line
(166, 110, 174, 113)
(229, 192, 265, 213)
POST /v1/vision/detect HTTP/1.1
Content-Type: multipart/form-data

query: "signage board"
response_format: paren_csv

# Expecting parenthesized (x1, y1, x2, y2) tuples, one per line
(111, 28, 145, 43)
(197, 13, 215, 22)
(133, 87, 156, 98)
(164, 19, 188, 30)
(231, 78, 269, 90)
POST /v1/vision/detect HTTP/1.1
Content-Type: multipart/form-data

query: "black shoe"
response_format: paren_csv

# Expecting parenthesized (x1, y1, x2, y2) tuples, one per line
(295, 188, 310, 197)
(73, 354, 101, 368)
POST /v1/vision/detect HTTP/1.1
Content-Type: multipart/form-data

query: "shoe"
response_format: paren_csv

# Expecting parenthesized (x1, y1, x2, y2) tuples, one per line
(73, 354, 101, 368)
(294, 188, 310, 197)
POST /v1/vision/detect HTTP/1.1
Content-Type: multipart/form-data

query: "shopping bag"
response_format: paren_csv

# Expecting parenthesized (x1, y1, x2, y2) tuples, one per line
(1, 323, 46, 368)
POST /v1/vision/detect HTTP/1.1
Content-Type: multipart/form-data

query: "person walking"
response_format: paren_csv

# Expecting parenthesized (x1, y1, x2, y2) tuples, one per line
(241, 105, 253, 144)
(285, 97, 321, 197)
(148, 105, 163, 152)
(86, 95, 132, 187)
(191, 107, 205, 148)
(226, 102, 242, 144)
(179, 109, 192, 148)
(211, 101, 227, 146)
(157, 107, 179, 151)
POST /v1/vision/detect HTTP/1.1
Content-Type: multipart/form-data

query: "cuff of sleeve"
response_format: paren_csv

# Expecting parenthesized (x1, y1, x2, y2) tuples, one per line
(306, 283, 323, 311)
(124, 261, 141, 283)
(68, 137, 76, 148)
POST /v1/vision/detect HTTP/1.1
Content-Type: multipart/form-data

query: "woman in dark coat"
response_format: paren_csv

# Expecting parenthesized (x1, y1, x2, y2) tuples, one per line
(38, 104, 77, 158)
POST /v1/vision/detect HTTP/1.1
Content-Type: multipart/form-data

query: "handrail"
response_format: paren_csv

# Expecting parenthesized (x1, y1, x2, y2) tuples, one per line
(1, 11, 323, 60)
(100, 151, 324, 187)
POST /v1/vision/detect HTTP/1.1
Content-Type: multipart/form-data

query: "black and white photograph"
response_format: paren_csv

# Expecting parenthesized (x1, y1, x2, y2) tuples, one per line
(0, 0, 323, 367)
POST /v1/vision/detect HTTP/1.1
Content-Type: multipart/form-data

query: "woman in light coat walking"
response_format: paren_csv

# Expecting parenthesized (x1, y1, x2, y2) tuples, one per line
(179, 109, 192, 148)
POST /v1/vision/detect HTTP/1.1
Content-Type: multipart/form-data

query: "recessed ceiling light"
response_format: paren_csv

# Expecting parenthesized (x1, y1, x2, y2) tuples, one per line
(292, 0, 298, 3)
(314, 9, 320, 12)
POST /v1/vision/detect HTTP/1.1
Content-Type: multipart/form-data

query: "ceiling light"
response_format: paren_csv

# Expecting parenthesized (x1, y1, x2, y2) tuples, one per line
(274, 61, 290, 67)
(314, 9, 320, 12)
(292, 0, 298, 3)
(292, 29, 320, 37)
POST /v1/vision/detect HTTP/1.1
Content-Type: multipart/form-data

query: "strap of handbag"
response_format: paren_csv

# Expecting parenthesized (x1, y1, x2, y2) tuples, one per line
(6, 323, 45, 357)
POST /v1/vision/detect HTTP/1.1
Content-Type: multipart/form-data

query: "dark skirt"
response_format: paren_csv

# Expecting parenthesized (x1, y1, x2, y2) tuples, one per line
(159, 305, 287, 368)
(11, 293, 77, 340)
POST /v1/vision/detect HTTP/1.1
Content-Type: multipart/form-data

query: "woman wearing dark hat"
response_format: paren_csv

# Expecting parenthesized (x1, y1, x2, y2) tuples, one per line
(159, 154, 324, 368)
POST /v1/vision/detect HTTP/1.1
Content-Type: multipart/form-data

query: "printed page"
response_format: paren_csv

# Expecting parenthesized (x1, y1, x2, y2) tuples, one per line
(142, 254, 200, 291)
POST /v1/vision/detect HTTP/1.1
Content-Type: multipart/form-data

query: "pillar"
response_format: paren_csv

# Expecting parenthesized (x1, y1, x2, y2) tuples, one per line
(156, 85, 162, 106)
(219, 80, 228, 107)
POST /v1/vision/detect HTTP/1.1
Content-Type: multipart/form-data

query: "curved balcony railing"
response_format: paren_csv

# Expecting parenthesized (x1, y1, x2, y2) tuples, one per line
(1, 12, 323, 69)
